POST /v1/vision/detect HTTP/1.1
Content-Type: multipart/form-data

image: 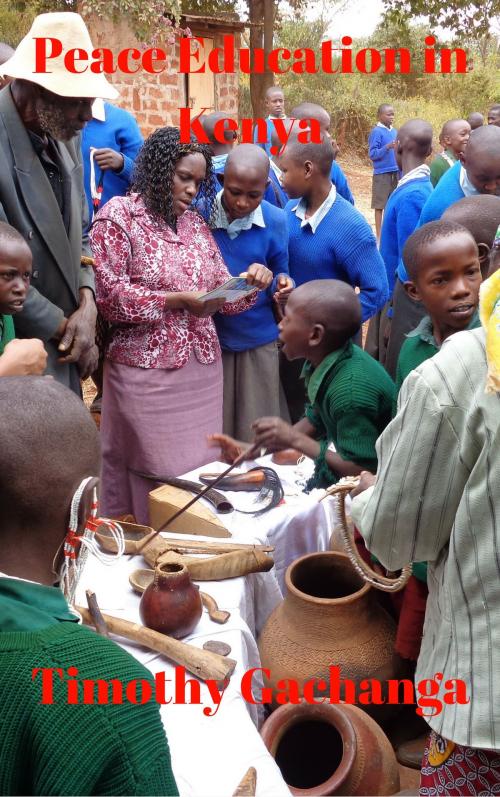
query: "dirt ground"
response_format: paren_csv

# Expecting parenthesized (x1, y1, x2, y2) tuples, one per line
(337, 151, 375, 232)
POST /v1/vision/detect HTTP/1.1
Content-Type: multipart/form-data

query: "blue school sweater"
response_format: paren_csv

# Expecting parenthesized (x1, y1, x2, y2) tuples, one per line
(417, 161, 465, 226)
(331, 161, 355, 204)
(395, 161, 466, 282)
(286, 194, 388, 321)
(82, 103, 143, 224)
(380, 176, 433, 293)
(213, 200, 289, 351)
(368, 125, 398, 175)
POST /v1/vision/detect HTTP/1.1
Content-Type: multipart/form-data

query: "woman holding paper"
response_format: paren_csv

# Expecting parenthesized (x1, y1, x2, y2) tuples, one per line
(90, 127, 272, 524)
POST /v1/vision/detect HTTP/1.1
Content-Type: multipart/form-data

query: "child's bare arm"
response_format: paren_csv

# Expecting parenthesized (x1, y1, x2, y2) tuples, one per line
(251, 416, 317, 452)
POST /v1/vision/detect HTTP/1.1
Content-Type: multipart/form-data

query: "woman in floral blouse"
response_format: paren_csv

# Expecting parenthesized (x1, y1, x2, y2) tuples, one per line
(90, 127, 272, 524)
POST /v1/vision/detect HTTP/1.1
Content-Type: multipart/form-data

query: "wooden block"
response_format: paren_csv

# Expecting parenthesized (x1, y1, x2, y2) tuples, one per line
(148, 484, 231, 538)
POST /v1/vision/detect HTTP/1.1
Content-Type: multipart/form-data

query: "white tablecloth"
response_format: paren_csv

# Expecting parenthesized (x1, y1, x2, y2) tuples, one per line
(76, 456, 337, 796)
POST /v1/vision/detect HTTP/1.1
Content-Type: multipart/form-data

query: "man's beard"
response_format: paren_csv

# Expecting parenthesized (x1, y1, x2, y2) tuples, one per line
(36, 96, 79, 141)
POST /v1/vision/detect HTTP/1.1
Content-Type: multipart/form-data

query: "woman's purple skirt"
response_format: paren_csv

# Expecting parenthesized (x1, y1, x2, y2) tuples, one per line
(100, 356, 222, 525)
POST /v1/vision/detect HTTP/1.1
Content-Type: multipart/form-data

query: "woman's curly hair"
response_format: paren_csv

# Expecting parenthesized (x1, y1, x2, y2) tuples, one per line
(131, 126, 216, 228)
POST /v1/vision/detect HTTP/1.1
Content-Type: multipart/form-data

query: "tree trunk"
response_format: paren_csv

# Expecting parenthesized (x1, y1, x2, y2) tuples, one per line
(249, 0, 275, 119)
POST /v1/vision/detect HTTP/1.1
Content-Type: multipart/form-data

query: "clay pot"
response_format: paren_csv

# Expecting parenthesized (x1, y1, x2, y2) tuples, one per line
(261, 701, 400, 796)
(258, 552, 396, 713)
(139, 561, 202, 639)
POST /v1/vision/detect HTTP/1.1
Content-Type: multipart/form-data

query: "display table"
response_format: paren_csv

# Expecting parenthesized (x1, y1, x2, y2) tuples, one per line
(77, 457, 338, 796)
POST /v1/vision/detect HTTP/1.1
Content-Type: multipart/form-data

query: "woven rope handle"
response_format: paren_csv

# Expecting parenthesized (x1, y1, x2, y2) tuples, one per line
(323, 478, 412, 593)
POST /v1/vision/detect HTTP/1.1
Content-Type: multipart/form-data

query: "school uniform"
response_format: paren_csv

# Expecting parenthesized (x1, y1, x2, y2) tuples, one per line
(368, 122, 398, 209)
(302, 341, 395, 490)
(212, 195, 291, 440)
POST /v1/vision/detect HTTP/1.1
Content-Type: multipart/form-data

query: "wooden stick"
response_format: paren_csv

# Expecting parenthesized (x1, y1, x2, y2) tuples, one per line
(159, 537, 274, 556)
(85, 590, 109, 637)
(77, 606, 236, 682)
(137, 443, 260, 551)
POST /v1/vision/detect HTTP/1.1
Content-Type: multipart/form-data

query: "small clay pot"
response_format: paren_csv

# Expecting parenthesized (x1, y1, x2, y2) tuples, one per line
(139, 561, 202, 639)
(272, 449, 302, 466)
(261, 701, 400, 796)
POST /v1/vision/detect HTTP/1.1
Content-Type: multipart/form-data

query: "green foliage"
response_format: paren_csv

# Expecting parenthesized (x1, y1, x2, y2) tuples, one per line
(383, 0, 499, 42)
(271, 15, 500, 155)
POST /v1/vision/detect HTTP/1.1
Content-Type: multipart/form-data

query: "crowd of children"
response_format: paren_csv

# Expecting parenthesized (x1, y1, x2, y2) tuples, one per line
(2, 50, 500, 795)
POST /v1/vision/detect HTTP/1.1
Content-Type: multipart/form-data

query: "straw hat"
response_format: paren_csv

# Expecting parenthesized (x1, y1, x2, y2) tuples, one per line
(0, 12, 118, 100)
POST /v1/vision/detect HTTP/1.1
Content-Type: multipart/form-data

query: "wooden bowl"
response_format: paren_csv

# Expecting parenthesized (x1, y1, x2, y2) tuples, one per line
(129, 568, 154, 594)
(96, 521, 155, 554)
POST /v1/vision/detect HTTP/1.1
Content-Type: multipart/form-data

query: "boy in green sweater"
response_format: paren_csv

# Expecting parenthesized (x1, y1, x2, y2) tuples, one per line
(0, 221, 47, 376)
(212, 280, 395, 489)
(395, 220, 482, 398)
(429, 118, 470, 187)
(0, 377, 178, 796)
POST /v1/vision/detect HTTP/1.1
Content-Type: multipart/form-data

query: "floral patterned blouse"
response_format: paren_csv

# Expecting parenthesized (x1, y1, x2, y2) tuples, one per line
(90, 194, 256, 370)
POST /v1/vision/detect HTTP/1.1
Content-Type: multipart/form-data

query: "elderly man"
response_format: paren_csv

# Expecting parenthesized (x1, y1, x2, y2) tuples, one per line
(0, 13, 118, 392)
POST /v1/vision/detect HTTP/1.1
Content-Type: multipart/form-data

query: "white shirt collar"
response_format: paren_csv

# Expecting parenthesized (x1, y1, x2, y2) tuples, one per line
(291, 184, 337, 233)
(213, 190, 266, 239)
(460, 165, 481, 197)
(397, 164, 430, 189)
(377, 121, 393, 130)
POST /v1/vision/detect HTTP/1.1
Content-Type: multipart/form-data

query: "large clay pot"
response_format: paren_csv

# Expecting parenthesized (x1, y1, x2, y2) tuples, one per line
(258, 552, 396, 711)
(261, 701, 400, 796)
(139, 561, 202, 639)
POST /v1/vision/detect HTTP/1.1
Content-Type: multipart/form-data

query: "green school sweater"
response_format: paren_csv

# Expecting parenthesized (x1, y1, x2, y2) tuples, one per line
(0, 578, 178, 796)
(395, 312, 481, 401)
(429, 149, 457, 187)
(0, 313, 14, 355)
(302, 341, 395, 489)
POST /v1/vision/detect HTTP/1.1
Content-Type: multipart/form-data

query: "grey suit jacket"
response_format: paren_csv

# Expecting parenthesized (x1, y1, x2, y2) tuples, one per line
(0, 86, 94, 387)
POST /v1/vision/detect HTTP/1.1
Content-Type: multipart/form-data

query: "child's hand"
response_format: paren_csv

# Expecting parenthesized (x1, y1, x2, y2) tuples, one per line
(207, 433, 245, 464)
(273, 276, 294, 320)
(252, 416, 295, 451)
(0, 338, 47, 376)
(350, 470, 376, 497)
(243, 264, 273, 290)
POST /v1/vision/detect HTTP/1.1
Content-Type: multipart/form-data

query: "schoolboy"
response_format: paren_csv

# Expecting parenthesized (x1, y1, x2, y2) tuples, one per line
(211, 144, 293, 440)
(366, 119, 433, 367)
(254, 85, 287, 156)
(385, 219, 482, 767)
(442, 193, 500, 278)
(0, 221, 47, 376)
(212, 280, 394, 488)
(395, 220, 482, 396)
(368, 103, 398, 239)
(290, 102, 355, 204)
(280, 134, 387, 420)
(487, 103, 500, 127)
(385, 125, 500, 376)
(200, 111, 237, 177)
(467, 111, 484, 130)
(0, 377, 178, 795)
(430, 118, 471, 187)
(386, 196, 500, 377)
(351, 260, 500, 792)
(419, 124, 500, 225)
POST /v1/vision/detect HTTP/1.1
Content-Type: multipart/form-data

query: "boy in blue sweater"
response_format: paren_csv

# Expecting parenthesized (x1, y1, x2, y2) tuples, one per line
(291, 102, 355, 204)
(419, 125, 500, 226)
(368, 104, 398, 239)
(368, 119, 433, 369)
(82, 101, 143, 224)
(212, 144, 293, 440)
(279, 134, 387, 420)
